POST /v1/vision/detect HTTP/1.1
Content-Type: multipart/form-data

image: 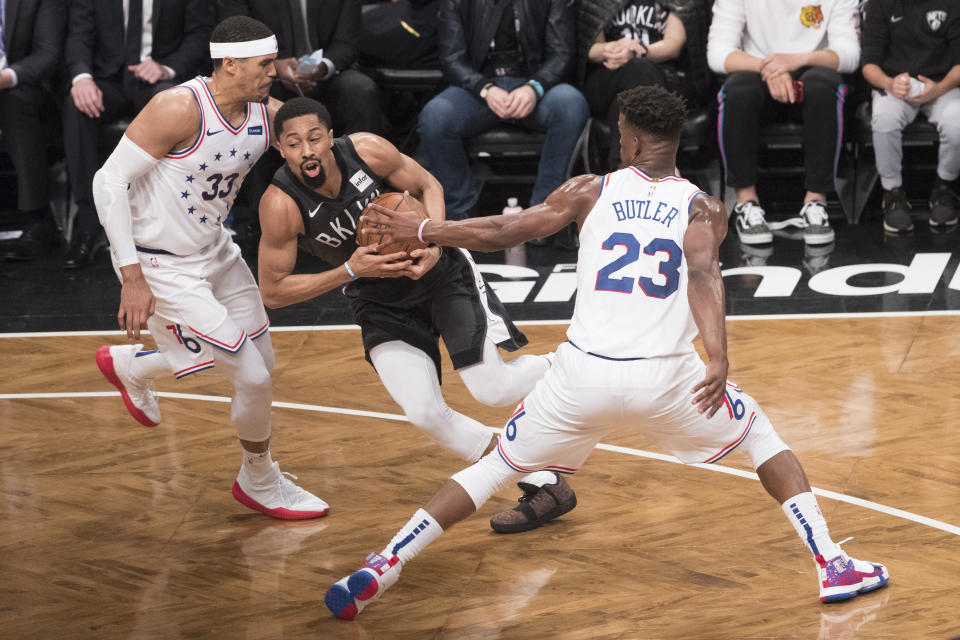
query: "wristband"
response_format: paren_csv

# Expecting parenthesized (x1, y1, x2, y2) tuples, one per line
(417, 218, 431, 243)
(526, 79, 544, 99)
(344, 260, 359, 280)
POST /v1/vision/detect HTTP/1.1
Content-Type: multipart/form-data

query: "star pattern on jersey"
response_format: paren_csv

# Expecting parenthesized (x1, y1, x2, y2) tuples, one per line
(199, 215, 208, 223)
(185, 174, 194, 183)
(244, 151, 251, 160)
(230, 148, 237, 157)
(199, 162, 208, 171)
(180, 191, 189, 199)
(216, 214, 222, 223)
(214, 152, 222, 161)
(187, 206, 196, 215)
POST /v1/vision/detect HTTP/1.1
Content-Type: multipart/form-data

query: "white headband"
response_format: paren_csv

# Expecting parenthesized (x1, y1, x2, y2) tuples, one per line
(209, 35, 278, 59)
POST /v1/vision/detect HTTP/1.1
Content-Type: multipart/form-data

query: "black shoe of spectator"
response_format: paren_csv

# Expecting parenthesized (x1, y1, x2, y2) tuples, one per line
(928, 179, 958, 228)
(1, 219, 59, 261)
(62, 231, 103, 270)
(881, 188, 913, 233)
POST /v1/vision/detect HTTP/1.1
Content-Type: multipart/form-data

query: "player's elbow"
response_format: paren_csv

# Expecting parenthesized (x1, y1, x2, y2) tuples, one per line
(259, 285, 283, 309)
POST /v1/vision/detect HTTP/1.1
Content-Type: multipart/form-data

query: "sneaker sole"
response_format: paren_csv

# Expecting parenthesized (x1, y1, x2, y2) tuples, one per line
(347, 569, 380, 601)
(325, 581, 359, 620)
(883, 220, 913, 233)
(95, 346, 158, 427)
(231, 481, 330, 520)
(737, 231, 773, 245)
(929, 217, 958, 228)
(803, 231, 835, 246)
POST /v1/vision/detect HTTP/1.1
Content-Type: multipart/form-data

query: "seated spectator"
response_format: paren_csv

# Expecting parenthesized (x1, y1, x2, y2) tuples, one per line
(578, 0, 687, 173)
(707, 0, 860, 246)
(62, 0, 212, 269)
(861, 0, 960, 233)
(218, 0, 388, 135)
(417, 0, 589, 224)
(0, 0, 66, 263)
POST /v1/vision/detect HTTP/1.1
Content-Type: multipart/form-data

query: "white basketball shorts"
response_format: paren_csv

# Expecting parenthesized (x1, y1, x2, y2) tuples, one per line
(113, 231, 269, 378)
(495, 341, 772, 474)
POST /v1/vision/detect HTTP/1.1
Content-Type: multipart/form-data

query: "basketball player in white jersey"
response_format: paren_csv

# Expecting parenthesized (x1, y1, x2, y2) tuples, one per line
(323, 86, 889, 619)
(92, 17, 329, 520)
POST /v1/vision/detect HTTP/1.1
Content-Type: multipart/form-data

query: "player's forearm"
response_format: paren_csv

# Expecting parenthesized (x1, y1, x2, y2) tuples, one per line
(687, 264, 727, 363)
(260, 269, 353, 309)
(422, 215, 534, 252)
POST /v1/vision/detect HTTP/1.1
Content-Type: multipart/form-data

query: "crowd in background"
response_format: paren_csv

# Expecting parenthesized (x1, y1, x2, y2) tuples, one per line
(0, 0, 957, 269)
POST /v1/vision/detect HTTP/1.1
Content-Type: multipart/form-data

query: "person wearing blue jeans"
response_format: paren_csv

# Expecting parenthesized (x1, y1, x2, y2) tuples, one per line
(419, 0, 589, 222)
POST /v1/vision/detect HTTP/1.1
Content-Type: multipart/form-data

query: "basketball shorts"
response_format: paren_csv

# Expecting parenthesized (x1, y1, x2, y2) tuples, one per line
(350, 248, 527, 382)
(113, 231, 269, 378)
(495, 342, 773, 474)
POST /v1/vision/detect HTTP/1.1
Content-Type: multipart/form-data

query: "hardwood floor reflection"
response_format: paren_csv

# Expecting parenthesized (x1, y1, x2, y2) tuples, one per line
(1, 318, 959, 639)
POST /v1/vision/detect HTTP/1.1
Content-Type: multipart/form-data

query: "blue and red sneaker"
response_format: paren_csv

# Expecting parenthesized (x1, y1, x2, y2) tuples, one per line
(325, 553, 402, 620)
(817, 549, 889, 603)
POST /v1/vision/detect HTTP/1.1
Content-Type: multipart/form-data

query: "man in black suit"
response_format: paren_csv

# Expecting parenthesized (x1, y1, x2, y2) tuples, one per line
(218, 0, 387, 135)
(0, 0, 66, 262)
(61, 0, 213, 269)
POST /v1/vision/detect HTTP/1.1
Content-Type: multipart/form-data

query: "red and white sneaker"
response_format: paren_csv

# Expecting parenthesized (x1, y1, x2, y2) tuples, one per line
(817, 548, 889, 603)
(96, 344, 161, 427)
(232, 462, 329, 520)
(325, 553, 402, 620)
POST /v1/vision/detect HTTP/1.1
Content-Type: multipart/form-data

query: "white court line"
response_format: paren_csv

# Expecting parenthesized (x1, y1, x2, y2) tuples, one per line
(3, 390, 958, 537)
(3, 309, 960, 338)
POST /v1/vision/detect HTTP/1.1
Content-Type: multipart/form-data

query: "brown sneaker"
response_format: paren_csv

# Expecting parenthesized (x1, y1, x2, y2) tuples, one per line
(489, 474, 577, 534)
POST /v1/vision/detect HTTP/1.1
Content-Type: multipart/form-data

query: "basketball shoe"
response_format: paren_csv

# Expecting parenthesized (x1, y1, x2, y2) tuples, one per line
(233, 462, 330, 519)
(816, 547, 889, 603)
(96, 344, 161, 427)
(325, 552, 402, 620)
(490, 473, 577, 534)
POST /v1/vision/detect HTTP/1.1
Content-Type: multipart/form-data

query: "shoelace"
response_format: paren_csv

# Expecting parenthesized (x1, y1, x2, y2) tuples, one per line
(800, 202, 829, 227)
(738, 202, 767, 227)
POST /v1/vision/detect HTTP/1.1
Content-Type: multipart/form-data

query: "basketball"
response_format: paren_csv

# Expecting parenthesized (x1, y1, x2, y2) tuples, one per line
(358, 192, 429, 256)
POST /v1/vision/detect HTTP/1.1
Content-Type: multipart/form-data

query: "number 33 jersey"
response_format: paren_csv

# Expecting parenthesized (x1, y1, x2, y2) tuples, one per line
(128, 76, 271, 256)
(567, 167, 706, 359)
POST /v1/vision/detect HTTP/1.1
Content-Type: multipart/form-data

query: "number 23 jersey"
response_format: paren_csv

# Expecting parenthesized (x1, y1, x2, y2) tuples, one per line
(566, 167, 706, 359)
(128, 76, 271, 256)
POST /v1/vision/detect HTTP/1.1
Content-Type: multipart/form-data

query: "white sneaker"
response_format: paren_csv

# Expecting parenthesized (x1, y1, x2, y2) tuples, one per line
(734, 201, 773, 245)
(232, 461, 330, 519)
(799, 200, 835, 245)
(96, 344, 161, 427)
(325, 552, 402, 620)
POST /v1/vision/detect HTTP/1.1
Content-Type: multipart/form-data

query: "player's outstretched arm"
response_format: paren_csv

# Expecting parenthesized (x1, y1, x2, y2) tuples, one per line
(364, 174, 602, 252)
(685, 194, 729, 418)
(257, 187, 412, 308)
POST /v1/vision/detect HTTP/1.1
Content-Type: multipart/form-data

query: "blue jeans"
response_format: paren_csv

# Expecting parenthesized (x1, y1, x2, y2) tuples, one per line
(418, 77, 589, 220)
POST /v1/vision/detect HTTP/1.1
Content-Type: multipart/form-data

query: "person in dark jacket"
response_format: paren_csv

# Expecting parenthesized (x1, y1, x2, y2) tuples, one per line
(61, 0, 213, 269)
(0, 0, 66, 263)
(417, 0, 589, 222)
(578, 0, 688, 173)
(861, 0, 960, 233)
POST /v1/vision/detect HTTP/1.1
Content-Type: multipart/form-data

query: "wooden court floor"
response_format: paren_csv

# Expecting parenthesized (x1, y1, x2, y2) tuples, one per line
(1, 318, 958, 639)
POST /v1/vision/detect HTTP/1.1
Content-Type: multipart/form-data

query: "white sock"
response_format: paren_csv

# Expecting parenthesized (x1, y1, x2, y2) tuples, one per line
(129, 350, 171, 380)
(242, 447, 274, 479)
(380, 508, 443, 565)
(782, 492, 841, 560)
(521, 470, 557, 488)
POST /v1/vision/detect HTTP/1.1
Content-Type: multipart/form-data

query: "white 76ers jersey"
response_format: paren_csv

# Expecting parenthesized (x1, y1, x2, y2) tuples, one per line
(566, 167, 706, 359)
(128, 76, 271, 255)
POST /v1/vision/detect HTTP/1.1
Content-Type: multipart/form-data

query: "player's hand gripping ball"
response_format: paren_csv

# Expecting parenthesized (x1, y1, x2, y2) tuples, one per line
(358, 192, 429, 256)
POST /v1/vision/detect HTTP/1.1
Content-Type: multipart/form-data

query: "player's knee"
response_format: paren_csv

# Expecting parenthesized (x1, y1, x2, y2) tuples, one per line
(234, 358, 272, 395)
(402, 400, 450, 433)
(450, 452, 520, 509)
(741, 412, 790, 469)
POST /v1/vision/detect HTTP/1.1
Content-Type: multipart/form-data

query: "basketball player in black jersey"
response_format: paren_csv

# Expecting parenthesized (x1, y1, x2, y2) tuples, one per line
(257, 97, 577, 533)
